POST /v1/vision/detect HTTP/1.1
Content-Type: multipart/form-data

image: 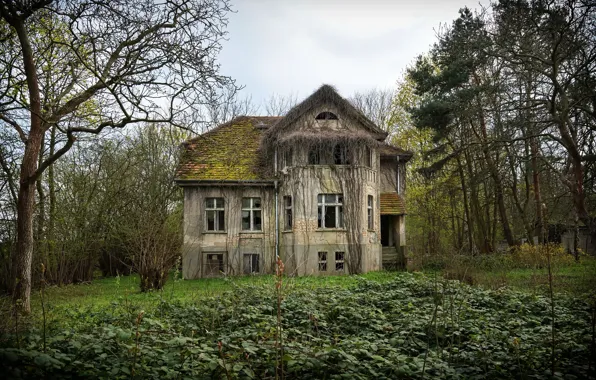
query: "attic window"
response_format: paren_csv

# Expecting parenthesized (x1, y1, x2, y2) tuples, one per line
(315, 111, 338, 120)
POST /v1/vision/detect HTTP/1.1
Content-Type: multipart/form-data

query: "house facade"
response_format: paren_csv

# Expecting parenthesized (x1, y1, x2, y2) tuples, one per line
(175, 85, 412, 278)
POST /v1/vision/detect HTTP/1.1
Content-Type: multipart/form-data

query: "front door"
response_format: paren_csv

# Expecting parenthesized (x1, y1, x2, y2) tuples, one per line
(381, 215, 390, 247)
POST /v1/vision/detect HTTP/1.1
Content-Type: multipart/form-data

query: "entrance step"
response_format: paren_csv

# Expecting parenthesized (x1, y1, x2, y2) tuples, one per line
(382, 246, 405, 270)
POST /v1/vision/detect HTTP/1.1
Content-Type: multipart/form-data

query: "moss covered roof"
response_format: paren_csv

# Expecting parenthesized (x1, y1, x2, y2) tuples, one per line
(176, 116, 281, 182)
(380, 192, 406, 215)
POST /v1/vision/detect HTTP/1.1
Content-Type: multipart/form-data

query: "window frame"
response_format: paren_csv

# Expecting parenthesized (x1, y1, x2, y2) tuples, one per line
(204, 252, 225, 277)
(283, 148, 293, 167)
(243, 253, 260, 274)
(365, 146, 373, 167)
(284, 196, 292, 231)
(242, 197, 262, 231)
(317, 194, 344, 229)
(335, 251, 345, 271)
(367, 195, 374, 230)
(205, 197, 225, 232)
(318, 252, 327, 271)
(333, 144, 350, 165)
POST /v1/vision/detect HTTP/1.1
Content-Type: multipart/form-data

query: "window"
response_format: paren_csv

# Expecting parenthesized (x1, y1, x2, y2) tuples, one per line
(365, 146, 373, 167)
(333, 145, 350, 165)
(315, 111, 338, 120)
(243, 254, 259, 274)
(318, 252, 327, 271)
(283, 148, 293, 167)
(242, 197, 262, 231)
(204, 253, 224, 276)
(367, 195, 374, 230)
(317, 194, 344, 228)
(308, 147, 320, 165)
(205, 198, 225, 231)
(335, 252, 345, 271)
(284, 196, 292, 230)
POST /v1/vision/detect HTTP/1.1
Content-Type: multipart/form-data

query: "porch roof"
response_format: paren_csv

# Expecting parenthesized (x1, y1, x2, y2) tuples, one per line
(380, 192, 406, 215)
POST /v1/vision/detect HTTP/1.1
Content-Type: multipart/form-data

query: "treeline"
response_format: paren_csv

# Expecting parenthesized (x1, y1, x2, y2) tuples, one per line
(0, 126, 184, 292)
(392, 0, 595, 255)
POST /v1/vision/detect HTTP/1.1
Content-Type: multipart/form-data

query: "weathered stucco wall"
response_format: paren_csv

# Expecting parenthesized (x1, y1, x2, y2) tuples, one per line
(182, 185, 276, 279)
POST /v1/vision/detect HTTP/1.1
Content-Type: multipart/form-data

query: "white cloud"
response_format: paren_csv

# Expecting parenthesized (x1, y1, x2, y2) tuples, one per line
(219, 0, 489, 109)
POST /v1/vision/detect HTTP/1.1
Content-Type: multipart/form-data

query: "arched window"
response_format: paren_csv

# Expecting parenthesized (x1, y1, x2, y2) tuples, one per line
(315, 111, 338, 120)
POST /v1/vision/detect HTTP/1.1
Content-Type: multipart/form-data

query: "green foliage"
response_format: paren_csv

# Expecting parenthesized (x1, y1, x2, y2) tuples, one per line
(1, 273, 593, 379)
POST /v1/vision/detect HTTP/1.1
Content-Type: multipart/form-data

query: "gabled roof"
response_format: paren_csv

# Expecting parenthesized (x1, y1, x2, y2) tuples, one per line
(263, 84, 388, 142)
(175, 116, 280, 182)
(380, 192, 406, 215)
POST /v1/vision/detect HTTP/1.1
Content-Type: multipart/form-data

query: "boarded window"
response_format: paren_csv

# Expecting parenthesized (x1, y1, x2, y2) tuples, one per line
(335, 251, 345, 271)
(318, 252, 327, 271)
(243, 254, 259, 274)
(242, 197, 262, 231)
(205, 198, 225, 231)
(317, 194, 344, 228)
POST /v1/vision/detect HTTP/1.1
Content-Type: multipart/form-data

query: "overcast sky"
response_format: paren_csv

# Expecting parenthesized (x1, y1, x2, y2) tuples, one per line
(218, 0, 489, 109)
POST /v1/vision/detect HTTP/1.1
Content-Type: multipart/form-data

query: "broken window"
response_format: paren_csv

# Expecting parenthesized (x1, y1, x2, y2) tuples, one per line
(242, 197, 262, 231)
(205, 197, 225, 231)
(243, 254, 259, 274)
(284, 196, 292, 230)
(317, 194, 344, 228)
(204, 253, 224, 276)
(315, 111, 338, 120)
(367, 195, 374, 230)
(335, 251, 345, 271)
(318, 252, 327, 271)
(333, 145, 350, 165)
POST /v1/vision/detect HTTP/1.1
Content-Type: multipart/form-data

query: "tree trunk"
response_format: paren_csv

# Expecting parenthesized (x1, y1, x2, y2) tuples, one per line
(530, 136, 545, 243)
(12, 19, 44, 313)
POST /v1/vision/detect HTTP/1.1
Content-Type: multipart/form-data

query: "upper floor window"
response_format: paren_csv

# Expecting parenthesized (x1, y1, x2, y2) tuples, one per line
(333, 145, 350, 165)
(242, 197, 262, 231)
(284, 196, 292, 230)
(308, 147, 320, 165)
(365, 146, 373, 167)
(205, 197, 225, 231)
(315, 111, 338, 120)
(367, 195, 374, 230)
(317, 194, 344, 228)
(283, 148, 293, 167)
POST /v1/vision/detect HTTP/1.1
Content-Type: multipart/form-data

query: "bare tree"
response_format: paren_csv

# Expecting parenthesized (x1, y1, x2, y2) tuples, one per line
(0, 0, 236, 312)
(350, 88, 395, 131)
(265, 93, 298, 116)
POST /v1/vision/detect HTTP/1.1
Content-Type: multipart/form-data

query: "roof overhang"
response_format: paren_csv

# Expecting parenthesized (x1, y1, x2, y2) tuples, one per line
(380, 192, 406, 215)
(175, 179, 275, 187)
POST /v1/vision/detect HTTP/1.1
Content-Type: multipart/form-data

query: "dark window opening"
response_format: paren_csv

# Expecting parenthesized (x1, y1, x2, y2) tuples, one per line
(243, 254, 259, 274)
(367, 195, 374, 230)
(318, 252, 327, 271)
(318, 194, 344, 228)
(205, 253, 224, 276)
(205, 198, 225, 231)
(333, 145, 350, 165)
(284, 196, 292, 230)
(335, 252, 345, 271)
(284, 148, 293, 167)
(242, 197, 262, 231)
(315, 111, 338, 120)
(308, 147, 320, 165)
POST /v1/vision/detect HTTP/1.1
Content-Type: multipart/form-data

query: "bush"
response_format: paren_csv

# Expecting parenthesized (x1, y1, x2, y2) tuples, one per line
(0, 273, 593, 379)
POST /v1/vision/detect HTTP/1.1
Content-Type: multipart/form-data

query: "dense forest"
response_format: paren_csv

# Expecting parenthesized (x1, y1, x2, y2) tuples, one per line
(0, 0, 595, 313)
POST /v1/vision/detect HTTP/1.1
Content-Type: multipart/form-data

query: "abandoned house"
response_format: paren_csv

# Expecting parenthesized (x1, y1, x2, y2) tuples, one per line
(175, 85, 412, 278)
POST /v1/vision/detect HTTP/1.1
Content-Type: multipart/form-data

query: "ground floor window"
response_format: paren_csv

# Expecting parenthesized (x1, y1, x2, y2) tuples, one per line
(318, 252, 327, 271)
(335, 251, 345, 271)
(243, 253, 260, 274)
(204, 253, 224, 277)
